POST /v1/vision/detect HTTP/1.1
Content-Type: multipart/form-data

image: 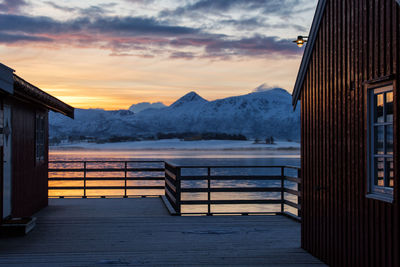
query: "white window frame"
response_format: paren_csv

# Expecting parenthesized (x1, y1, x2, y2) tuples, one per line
(366, 81, 394, 202)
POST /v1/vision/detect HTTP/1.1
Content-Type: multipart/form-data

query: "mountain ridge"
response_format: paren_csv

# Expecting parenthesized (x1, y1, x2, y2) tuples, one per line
(49, 88, 300, 142)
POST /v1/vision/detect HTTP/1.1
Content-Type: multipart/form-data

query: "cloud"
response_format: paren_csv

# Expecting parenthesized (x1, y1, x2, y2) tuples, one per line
(44, 2, 77, 13)
(0, 13, 300, 59)
(45, 2, 118, 17)
(0, 32, 52, 43)
(123, 0, 155, 3)
(92, 16, 198, 36)
(0, 0, 28, 13)
(169, 51, 195, 59)
(252, 83, 283, 92)
(204, 35, 299, 57)
(220, 18, 307, 33)
(0, 14, 198, 36)
(160, 0, 307, 18)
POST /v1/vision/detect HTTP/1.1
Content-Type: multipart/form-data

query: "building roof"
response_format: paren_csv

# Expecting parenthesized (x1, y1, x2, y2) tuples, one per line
(13, 75, 74, 118)
(0, 63, 14, 94)
(291, 0, 327, 108)
(292, 0, 400, 108)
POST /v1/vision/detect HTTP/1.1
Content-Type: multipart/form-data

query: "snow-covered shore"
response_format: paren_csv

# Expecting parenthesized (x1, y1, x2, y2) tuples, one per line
(50, 139, 300, 151)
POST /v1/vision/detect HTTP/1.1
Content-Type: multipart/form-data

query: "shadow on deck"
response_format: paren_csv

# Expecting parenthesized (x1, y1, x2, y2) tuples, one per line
(0, 198, 325, 266)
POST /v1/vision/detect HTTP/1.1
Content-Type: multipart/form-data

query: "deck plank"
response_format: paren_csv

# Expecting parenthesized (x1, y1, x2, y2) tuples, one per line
(0, 198, 325, 266)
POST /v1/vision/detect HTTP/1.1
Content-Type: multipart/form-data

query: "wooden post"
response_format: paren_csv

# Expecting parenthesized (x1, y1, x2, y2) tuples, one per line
(297, 168, 301, 218)
(207, 167, 211, 216)
(281, 167, 284, 213)
(176, 167, 181, 214)
(83, 162, 87, 198)
(124, 162, 128, 198)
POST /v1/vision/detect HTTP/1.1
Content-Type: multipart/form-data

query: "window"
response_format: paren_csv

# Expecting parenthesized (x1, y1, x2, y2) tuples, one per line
(367, 83, 394, 201)
(36, 114, 45, 162)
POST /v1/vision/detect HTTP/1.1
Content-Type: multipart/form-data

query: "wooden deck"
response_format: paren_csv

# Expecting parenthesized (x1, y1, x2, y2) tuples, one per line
(0, 198, 325, 266)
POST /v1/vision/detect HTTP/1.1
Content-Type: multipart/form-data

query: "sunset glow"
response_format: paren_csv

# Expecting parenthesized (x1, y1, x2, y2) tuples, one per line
(0, 0, 317, 109)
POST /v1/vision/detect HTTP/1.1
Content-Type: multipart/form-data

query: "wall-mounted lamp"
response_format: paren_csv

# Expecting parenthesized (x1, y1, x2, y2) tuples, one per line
(293, 36, 308, 47)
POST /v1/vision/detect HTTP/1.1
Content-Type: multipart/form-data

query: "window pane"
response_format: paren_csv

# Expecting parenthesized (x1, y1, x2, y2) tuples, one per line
(386, 92, 393, 122)
(374, 126, 384, 154)
(386, 125, 393, 155)
(386, 157, 394, 188)
(375, 94, 384, 123)
(374, 157, 385, 186)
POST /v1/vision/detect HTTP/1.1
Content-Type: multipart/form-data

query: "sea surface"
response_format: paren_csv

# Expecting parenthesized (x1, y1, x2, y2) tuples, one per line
(49, 148, 300, 214)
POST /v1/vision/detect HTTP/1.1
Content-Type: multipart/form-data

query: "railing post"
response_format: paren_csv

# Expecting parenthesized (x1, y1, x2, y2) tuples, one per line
(207, 167, 211, 216)
(83, 162, 87, 198)
(176, 167, 181, 214)
(297, 168, 301, 218)
(281, 167, 284, 213)
(124, 161, 128, 198)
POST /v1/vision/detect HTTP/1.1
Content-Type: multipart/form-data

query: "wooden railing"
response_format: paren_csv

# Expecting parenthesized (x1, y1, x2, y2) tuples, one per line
(49, 161, 301, 220)
(48, 161, 165, 198)
(165, 163, 301, 220)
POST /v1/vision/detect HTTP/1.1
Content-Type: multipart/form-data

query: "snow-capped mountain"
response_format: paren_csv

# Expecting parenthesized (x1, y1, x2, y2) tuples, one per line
(129, 102, 166, 113)
(49, 88, 300, 141)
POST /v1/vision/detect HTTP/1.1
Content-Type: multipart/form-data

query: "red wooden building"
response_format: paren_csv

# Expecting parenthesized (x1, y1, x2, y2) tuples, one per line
(0, 63, 74, 224)
(292, 0, 399, 266)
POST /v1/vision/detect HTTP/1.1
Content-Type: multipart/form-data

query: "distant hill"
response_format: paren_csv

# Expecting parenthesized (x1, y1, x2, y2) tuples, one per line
(49, 88, 300, 143)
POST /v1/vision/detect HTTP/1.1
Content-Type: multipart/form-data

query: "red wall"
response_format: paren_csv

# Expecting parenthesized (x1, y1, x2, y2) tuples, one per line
(0, 98, 3, 222)
(300, 1, 399, 266)
(11, 98, 48, 218)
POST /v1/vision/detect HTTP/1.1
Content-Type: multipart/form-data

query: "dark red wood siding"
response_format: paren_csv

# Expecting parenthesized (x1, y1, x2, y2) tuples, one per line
(300, 0, 399, 266)
(0, 98, 3, 222)
(11, 98, 48, 217)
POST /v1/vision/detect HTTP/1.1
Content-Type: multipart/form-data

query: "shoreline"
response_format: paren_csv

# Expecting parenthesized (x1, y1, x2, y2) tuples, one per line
(49, 139, 300, 152)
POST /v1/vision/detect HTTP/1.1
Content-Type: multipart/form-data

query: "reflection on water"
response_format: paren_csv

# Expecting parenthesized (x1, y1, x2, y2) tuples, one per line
(49, 148, 300, 214)
(50, 148, 300, 161)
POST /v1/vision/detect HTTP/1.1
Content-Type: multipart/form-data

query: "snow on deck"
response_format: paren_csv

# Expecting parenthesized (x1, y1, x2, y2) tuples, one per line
(0, 198, 324, 266)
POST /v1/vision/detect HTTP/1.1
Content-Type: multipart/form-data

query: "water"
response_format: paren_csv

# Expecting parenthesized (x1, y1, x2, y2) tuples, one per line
(49, 148, 300, 214)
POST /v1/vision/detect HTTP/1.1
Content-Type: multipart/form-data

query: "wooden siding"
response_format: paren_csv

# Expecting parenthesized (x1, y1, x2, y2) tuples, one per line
(11, 98, 48, 218)
(300, 0, 400, 266)
(0, 98, 3, 222)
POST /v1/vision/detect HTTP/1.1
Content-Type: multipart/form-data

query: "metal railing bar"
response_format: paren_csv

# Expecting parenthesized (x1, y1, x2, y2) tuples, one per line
(180, 199, 282, 205)
(49, 177, 164, 181)
(49, 194, 161, 198)
(181, 212, 279, 215)
(281, 211, 301, 222)
(49, 168, 165, 172)
(49, 186, 165, 190)
(284, 188, 301, 196)
(181, 187, 282, 193)
(49, 160, 164, 163)
(207, 167, 211, 215)
(179, 175, 283, 181)
(174, 165, 295, 169)
(284, 176, 301, 183)
(282, 166, 301, 170)
(165, 188, 177, 204)
(83, 162, 87, 198)
(165, 179, 177, 193)
(165, 169, 177, 180)
(124, 162, 127, 198)
(283, 200, 300, 209)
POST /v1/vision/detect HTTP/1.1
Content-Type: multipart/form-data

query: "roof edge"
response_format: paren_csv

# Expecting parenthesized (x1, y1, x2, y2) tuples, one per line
(292, 0, 327, 109)
(13, 75, 74, 118)
(0, 63, 15, 73)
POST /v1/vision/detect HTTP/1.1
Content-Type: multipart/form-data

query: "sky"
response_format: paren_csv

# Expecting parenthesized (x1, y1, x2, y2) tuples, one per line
(0, 0, 318, 109)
